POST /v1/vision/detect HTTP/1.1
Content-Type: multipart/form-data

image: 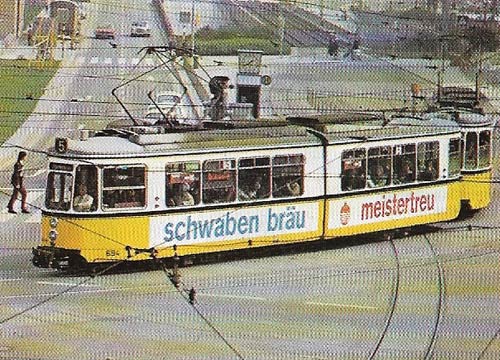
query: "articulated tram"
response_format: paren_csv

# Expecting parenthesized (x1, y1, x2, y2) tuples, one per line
(32, 110, 494, 270)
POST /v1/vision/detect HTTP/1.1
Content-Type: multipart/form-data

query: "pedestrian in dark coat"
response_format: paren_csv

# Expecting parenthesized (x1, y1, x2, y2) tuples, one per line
(8, 151, 29, 214)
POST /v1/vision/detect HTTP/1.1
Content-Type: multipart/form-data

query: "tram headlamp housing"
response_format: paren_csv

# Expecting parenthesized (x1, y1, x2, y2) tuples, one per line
(49, 217, 58, 229)
(48, 230, 58, 242)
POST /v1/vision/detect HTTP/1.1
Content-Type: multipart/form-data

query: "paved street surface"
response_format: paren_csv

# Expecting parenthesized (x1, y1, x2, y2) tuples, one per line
(1, 1, 500, 359)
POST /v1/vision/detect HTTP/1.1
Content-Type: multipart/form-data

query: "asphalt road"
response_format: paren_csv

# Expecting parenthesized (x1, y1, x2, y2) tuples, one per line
(1, 1, 500, 360)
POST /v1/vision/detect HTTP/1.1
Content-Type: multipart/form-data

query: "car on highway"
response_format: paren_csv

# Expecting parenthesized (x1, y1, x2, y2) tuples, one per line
(95, 25, 115, 39)
(130, 21, 151, 37)
(147, 92, 186, 121)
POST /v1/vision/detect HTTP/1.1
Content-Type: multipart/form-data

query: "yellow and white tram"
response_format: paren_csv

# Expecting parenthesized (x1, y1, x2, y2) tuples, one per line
(32, 111, 494, 270)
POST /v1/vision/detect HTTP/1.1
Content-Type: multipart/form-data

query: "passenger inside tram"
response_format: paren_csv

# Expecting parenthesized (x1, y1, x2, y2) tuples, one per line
(73, 184, 94, 212)
(170, 183, 195, 206)
(342, 167, 365, 190)
(395, 161, 415, 184)
(418, 161, 437, 181)
(367, 164, 389, 187)
(285, 181, 301, 196)
(239, 177, 263, 201)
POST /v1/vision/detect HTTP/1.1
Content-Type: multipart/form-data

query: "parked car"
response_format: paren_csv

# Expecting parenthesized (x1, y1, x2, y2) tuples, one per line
(95, 25, 115, 39)
(130, 21, 151, 37)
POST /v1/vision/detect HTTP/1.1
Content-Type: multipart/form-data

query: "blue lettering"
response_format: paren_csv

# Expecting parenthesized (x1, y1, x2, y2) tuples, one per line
(267, 207, 306, 232)
(248, 215, 259, 234)
(164, 223, 174, 242)
(197, 219, 214, 238)
(175, 222, 186, 241)
(285, 207, 295, 230)
(225, 212, 236, 235)
(267, 209, 279, 232)
(186, 216, 197, 240)
(238, 216, 248, 234)
(214, 218, 224, 237)
(296, 210, 305, 229)
(163, 208, 314, 243)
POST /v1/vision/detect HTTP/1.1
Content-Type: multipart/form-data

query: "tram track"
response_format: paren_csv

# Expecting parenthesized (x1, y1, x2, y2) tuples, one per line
(422, 233, 445, 359)
(363, 229, 447, 358)
(3, 227, 499, 358)
(368, 237, 401, 359)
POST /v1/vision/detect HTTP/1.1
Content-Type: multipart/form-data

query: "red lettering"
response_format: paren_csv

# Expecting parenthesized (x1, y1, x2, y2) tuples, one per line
(374, 201, 382, 217)
(398, 198, 405, 214)
(419, 195, 427, 211)
(359, 191, 440, 221)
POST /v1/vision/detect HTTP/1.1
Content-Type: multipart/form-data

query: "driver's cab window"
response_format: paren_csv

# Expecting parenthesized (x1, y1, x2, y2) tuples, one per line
(73, 165, 97, 212)
(45, 163, 73, 211)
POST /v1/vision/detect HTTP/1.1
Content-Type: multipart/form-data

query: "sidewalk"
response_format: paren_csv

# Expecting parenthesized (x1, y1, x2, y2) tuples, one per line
(0, 44, 36, 60)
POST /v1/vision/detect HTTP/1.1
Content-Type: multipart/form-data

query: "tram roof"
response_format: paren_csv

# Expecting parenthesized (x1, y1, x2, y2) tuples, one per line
(290, 113, 463, 144)
(52, 111, 489, 159)
(319, 123, 460, 144)
(54, 125, 322, 158)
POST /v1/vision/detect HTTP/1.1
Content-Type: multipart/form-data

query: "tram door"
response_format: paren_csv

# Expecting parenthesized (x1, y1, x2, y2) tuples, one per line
(237, 85, 260, 119)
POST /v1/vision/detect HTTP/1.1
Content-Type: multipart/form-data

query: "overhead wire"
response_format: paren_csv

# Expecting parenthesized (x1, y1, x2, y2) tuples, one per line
(5, 0, 500, 344)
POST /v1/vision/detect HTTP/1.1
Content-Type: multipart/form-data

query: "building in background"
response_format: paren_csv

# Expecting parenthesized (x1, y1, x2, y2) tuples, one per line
(0, 0, 25, 41)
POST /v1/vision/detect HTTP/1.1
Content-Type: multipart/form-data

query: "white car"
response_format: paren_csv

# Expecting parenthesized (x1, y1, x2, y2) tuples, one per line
(153, 92, 186, 119)
(130, 21, 151, 37)
(141, 110, 164, 125)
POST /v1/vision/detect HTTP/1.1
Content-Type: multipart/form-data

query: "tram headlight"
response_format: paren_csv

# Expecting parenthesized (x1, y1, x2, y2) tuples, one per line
(48, 230, 58, 242)
(49, 217, 58, 229)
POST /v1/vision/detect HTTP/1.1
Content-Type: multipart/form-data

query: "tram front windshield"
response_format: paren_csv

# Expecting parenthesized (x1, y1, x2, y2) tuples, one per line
(45, 163, 73, 211)
(45, 163, 98, 212)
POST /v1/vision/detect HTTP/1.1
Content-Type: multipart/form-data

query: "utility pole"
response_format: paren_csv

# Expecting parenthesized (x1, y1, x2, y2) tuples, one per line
(476, 44, 483, 105)
(441, 0, 450, 35)
(279, 4, 285, 56)
(320, 0, 324, 26)
(190, 0, 195, 53)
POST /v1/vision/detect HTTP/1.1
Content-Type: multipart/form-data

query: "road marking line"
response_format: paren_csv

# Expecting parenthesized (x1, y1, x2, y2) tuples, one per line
(37, 281, 98, 287)
(131, 57, 139, 65)
(103, 57, 113, 65)
(0, 278, 23, 282)
(0, 285, 171, 299)
(118, 57, 127, 66)
(90, 56, 99, 64)
(201, 293, 266, 301)
(306, 301, 378, 310)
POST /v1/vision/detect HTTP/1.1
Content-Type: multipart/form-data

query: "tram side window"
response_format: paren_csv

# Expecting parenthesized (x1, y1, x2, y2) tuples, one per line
(45, 172, 73, 211)
(73, 165, 97, 212)
(272, 154, 304, 198)
(102, 165, 146, 209)
(448, 138, 462, 177)
(367, 146, 391, 188)
(478, 130, 491, 168)
(417, 141, 439, 182)
(166, 162, 200, 207)
(238, 157, 270, 201)
(393, 144, 416, 184)
(202, 160, 236, 204)
(464, 132, 478, 170)
(341, 149, 366, 191)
